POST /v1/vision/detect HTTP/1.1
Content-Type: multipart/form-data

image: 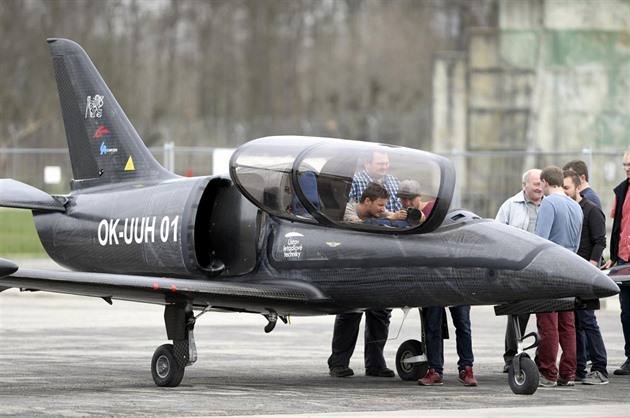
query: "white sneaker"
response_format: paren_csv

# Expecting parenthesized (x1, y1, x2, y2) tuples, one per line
(538, 374, 557, 387)
(582, 370, 609, 385)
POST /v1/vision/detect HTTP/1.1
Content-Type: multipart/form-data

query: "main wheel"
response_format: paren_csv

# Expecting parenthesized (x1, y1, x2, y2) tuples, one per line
(508, 356, 538, 395)
(151, 344, 185, 387)
(395, 339, 428, 381)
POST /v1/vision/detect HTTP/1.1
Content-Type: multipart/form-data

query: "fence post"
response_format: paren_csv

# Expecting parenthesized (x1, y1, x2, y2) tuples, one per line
(164, 142, 175, 173)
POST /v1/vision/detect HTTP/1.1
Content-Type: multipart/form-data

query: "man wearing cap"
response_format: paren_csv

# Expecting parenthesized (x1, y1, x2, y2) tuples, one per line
(395, 181, 477, 386)
(397, 179, 434, 220)
(417, 304, 477, 387)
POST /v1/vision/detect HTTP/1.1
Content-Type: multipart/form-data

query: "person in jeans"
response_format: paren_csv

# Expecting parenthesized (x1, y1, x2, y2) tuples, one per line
(396, 180, 477, 386)
(329, 177, 402, 378)
(563, 170, 609, 384)
(535, 166, 583, 387)
(417, 306, 477, 387)
(601, 150, 630, 376)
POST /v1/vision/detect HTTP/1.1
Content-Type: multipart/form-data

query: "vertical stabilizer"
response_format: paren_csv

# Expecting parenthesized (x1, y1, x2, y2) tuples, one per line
(48, 38, 174, 187)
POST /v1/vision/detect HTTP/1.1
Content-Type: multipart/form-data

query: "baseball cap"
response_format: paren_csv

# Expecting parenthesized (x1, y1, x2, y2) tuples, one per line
(396, 179, 422, 198)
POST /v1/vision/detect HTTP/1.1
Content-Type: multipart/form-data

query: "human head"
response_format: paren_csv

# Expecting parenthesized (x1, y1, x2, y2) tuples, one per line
(359, 182, 390, 217)
(522, 168, 543, 204)
(540, 166, 564, 196)
(562, 169, 582, 201)
(623, 150, 630, 180)
(364, 151, 390, 180)
(562, 159, 589, 182)
(397, 179, 422, 209)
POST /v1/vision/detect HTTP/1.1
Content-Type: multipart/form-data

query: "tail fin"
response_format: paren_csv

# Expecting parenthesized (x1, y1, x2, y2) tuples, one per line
(48, 38, 174, 188)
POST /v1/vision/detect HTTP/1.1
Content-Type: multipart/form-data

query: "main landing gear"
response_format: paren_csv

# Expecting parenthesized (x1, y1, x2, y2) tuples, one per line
(395, 308, 429, 381)
(151, 303, 208, 387)
(506, 313, 540, 395)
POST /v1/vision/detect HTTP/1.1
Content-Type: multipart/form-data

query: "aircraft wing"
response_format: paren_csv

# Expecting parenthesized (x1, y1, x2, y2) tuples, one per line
(0, 267, 337, 314)
(0, 259, 19, 292)
(0, 179, 66, 212)
(605, 265, 630, 287)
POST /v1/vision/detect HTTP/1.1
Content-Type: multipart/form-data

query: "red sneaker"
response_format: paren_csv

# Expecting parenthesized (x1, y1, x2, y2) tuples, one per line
(458, 366, 478, 386)
(418, 368, 443, 386)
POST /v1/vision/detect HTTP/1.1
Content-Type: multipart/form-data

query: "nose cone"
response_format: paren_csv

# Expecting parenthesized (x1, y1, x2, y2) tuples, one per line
(527, 245, 619, 299)
(595, 271, 622, 297)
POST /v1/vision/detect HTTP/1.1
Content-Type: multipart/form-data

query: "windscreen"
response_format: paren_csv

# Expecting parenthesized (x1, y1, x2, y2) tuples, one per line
(230, 136, 455, 233)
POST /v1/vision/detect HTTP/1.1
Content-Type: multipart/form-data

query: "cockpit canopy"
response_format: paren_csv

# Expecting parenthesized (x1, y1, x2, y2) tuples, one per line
(229, 136, 455, 233)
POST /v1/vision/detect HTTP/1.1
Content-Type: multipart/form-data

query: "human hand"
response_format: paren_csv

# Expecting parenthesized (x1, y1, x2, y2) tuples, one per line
(600, 259, 614, 270)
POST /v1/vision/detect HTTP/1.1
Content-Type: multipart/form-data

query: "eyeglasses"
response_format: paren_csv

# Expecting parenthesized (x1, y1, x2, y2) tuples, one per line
(623, 163, 630, 168)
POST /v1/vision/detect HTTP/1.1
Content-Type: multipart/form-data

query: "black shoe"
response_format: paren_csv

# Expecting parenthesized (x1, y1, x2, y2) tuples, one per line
(503, 364, 510, 373)
(366, 366, 395, 377)
(613, 360, 630, 376)
(329, 365, 354, 377)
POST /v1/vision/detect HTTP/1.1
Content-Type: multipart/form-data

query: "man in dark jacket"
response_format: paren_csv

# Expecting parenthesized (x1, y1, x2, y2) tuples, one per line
(563, 159, 603, 209)
(563, 170, 609, 384)
(602, 150, 630, 376)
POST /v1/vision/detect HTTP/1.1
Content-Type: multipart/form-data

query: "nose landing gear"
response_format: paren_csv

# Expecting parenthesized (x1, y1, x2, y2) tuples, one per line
(506, 314, 540, 395)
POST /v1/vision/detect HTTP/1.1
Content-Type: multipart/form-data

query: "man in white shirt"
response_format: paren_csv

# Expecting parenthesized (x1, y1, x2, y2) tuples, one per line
(495, 168, 543, 372)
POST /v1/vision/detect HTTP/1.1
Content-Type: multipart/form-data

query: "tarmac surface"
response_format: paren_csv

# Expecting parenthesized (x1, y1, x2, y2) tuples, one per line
(0, 259, 629, 417)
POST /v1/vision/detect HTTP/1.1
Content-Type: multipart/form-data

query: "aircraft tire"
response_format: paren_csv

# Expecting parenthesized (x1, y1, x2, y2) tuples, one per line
(395, 339, 428, 381)
(508, 356, 538, 395)
(151, 344, 185, 387)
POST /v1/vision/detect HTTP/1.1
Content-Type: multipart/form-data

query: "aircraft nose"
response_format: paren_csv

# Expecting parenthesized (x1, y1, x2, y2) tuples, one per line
(593, 270, 621, 298)
(529, 245, 619, 300)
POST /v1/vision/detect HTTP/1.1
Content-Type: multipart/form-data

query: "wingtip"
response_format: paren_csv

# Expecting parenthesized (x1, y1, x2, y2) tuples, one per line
(0, 258, 19, 278)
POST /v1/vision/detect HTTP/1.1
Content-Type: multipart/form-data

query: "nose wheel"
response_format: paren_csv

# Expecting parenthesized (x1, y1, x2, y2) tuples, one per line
(506, 313, 540, 395)
(508, 354, 538, 395)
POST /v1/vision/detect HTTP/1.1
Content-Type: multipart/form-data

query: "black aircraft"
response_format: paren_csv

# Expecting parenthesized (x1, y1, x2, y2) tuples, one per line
(0, 39, 621, 395)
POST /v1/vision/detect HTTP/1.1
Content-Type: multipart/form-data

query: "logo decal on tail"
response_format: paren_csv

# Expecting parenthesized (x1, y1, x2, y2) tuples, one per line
(85, 95, 104, 118)
(100, 142, 118, 155)
(93, 125, 111, 139)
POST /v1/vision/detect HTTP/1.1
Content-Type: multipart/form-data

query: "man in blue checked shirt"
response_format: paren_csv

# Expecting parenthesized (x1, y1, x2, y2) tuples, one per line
(348, 150, 403, 212)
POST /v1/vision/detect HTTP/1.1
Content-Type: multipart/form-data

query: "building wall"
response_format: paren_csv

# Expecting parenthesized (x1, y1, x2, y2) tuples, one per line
(433, 0, 629, 217)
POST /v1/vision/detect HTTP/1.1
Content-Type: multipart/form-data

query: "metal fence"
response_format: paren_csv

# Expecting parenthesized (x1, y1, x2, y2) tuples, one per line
(1, 145, 626, 255)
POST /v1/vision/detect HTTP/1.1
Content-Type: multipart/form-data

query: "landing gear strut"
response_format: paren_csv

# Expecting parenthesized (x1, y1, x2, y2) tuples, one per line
(506, 313, 540, 395)
(151, 303, 198, 387)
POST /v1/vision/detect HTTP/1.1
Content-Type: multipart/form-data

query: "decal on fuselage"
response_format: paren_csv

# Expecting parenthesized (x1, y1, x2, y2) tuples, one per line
(97, 215, 179, 246)
(283, 232, 304, 259)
